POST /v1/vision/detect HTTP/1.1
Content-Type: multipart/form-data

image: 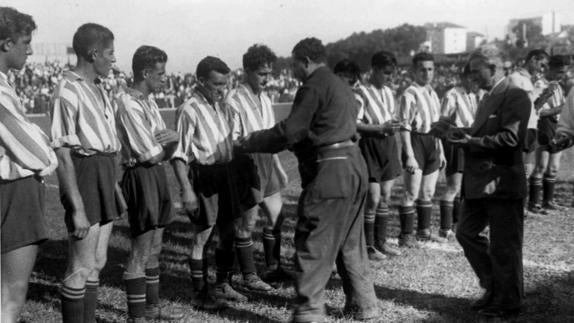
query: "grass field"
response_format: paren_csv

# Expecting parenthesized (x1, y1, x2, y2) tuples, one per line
(18, 111, 574, 323)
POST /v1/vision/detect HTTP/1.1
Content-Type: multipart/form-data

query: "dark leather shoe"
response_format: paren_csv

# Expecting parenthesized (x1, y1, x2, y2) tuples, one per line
(478, 305, 520, 317)
(470, 289, 493, 311)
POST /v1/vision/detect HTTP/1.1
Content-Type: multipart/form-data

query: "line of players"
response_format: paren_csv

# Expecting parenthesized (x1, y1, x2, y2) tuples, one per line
(2, 6, 573, 323)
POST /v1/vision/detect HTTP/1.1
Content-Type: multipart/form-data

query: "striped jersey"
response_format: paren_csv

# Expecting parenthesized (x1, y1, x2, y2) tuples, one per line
(50, 70, 120, 155)
(537, 80, 565, 119)
(398, 83, 441, 133)
(116, 89, 167, 166)
(355, 82, 396, 124)
(508, 69, 537, 129)
(172, 88, 239, 165)
(441, 86, 478, 128)
(557, 88, 574, 137)
(0, 71, 58, 180)
(225, 83, 288, 184)
(225, 83, 275, 134)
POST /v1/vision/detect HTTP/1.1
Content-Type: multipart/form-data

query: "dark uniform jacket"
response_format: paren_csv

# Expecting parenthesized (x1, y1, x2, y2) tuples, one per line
(463, 78, 531, 200)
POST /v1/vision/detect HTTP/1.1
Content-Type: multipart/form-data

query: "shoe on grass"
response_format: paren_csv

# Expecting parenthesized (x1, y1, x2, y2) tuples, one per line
(242, 273, 273, 292)
(214, 282, 248, 302)
(367, 246, 386, 261)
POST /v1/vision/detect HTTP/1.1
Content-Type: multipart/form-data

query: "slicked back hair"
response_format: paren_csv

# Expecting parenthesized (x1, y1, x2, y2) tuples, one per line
(72, 23, 114, 61)
(196, 56, 230, 81)
(132, 45, 168, 82)
(0, 7, 36, 41)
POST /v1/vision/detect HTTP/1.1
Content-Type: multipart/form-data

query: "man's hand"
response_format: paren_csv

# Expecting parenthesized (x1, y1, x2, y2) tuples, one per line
(405, 156, 419, 174)
(71, 208, 91, 240)
(154, 129, 179, 146)
(181, 189, 200, 223)
(448, 133, 472, 146)
(551, 132, 574, 151)
(233, 134, 251, 154)
(381, 120, 402, 135)
(439, 151, 447, 170)
(430, 117, 455, 139)
(115, 184, 128, 219)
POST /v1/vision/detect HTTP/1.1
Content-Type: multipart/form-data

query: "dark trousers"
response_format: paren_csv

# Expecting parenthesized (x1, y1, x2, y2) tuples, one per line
(293, 146, 377, 322)
(456, 198, 524, 309)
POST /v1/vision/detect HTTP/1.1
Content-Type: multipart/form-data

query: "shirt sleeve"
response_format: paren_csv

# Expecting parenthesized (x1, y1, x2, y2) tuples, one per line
(441, 91, 457, 118)
(117, 97, 163, 163)
(355, 91, 366, 123)
(0, 99, 57, 173)
(172, 105, 196, 163)
(398, 91, 416, 131)
(557, 90, 574, 137)
(50, 83, 82, 149)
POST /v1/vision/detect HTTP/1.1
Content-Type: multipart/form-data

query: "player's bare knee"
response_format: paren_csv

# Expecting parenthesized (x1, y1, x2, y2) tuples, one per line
(63, 266, 92, 286)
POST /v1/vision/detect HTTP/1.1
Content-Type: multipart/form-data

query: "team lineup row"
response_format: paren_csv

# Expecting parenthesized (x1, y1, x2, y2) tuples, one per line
(2, 6, 574, 323)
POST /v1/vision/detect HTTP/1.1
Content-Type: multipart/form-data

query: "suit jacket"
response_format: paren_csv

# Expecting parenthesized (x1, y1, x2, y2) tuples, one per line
(462, 78, 531, 200)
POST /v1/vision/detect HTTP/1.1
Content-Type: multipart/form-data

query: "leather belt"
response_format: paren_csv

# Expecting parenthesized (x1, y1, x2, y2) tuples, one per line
(318, 139, 354, 151)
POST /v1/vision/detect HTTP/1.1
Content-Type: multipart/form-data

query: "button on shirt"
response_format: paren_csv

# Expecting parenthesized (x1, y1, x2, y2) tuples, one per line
(116, 89, 167, 166)
(172, 88, 239, 165)
(398, 83, 441, 133)
(0, 71, 58, 180)
(51, 70, 120, 155)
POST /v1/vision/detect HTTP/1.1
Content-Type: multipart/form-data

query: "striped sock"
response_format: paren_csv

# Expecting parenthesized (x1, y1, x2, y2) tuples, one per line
(416, 200, 433, 231)
(188, 258, 205, 291)
(374, 204, 390, 246)
(235, 238, 256, 276)
(61, 285, 85, 323)
(262, 228, 278, 269)
(84, 280, 99, 323)
(543, 175, 556, 204)
(439, 200, 454, 231)
(399, 206, 415, 235)
(364, 210, 376, 247)
(124, 275, 146, 318)
(145, 267, 160, 307)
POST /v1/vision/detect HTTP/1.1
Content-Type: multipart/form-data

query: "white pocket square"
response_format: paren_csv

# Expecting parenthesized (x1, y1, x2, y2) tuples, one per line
(488, 114, 497, 119)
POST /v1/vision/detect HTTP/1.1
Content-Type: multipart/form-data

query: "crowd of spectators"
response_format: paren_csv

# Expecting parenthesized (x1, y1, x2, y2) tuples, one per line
(7, 59, 520, 114)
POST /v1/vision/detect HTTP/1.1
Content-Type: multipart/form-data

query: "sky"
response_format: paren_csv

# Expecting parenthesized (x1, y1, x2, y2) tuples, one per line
(4, 0, 574, 73)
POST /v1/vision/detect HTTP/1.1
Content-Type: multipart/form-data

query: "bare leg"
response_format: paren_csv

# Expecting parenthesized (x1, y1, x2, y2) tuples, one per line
(1, 244, 39, 323)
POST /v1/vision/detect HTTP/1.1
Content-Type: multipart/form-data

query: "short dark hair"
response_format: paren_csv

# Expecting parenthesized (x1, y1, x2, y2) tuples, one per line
(72, 23, 114, 61)
(292, 37, 326, 63)
(0, 7, 36, 41)
(412, 52, 434, 66)
(243, 44, 277, 71)
(549, 55, 570, 69)
(196, 56, 230, 80)
(371, 51, 397, 69)
(525, 49, 549, 62)
(132, 45, 168, 82)
(333, 59, 360, 79)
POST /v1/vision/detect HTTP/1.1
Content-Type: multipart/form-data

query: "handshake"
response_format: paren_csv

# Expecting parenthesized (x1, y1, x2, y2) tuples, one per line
(381, 119, 403, 135)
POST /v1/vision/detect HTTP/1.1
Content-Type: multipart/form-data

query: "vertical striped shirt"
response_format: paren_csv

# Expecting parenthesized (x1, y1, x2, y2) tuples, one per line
(441, 86, 478, 128)
(172, 88, 239, 165)
(398, 83, 441, 133)
(509, 69, 537, 129)
(116, 89, 167, 166)
(557, 88, 574, 137)
(0, 71, 58, 180)
(50, 70, 120, 155)
(225, 83, 275, 134)
(355, 82, 396, 124)
(538, 80, 566, 119)
(225, 83, 288, 183)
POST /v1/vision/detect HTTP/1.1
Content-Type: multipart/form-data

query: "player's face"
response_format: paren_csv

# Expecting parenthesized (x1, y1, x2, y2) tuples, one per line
(93, 42, 116, 77)
(414, 60, 434, 86)
(246, 63, 272, 93)
(336, 73, 356, 87)
(7, 33, 33, 70)
(372, 65, 395, 87)
(204, 70, 229, 102)
(146, 62, 167, 93)
(468, 58, 492, 90)
(529, 57, 549, 75)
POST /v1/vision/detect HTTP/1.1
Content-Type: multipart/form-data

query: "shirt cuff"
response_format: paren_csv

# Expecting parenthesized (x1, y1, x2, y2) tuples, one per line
(51, 135, 82, 149)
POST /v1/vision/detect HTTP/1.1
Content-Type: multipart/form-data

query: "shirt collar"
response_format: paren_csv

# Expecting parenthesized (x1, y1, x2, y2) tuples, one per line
(127, 88, 147, 100)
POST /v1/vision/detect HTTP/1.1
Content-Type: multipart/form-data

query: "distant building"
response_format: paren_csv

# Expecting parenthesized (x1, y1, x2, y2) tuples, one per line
(466, 32, 485, 52)
(29, 43, 74, 65)
(507, 11, 561, 40)
(426, 22, 467, 54)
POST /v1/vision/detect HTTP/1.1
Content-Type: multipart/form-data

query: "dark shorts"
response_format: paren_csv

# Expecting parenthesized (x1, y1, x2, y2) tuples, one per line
(442, 139, 465, 176)
(537, 117, 560, 153)
(1, 176, 47, 254)
(63, 153, 119, 233)
(523, 129, 538, 153)
(190, 162, 248, 227)
(401, 133, 441, 175)
(359, 135, 401, 182)
(122, 164, 175, 237)
(243, 153, 287, 203)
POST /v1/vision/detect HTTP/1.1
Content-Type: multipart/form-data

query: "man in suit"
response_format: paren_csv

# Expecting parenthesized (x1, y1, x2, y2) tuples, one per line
(449, 47, 530, 318)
